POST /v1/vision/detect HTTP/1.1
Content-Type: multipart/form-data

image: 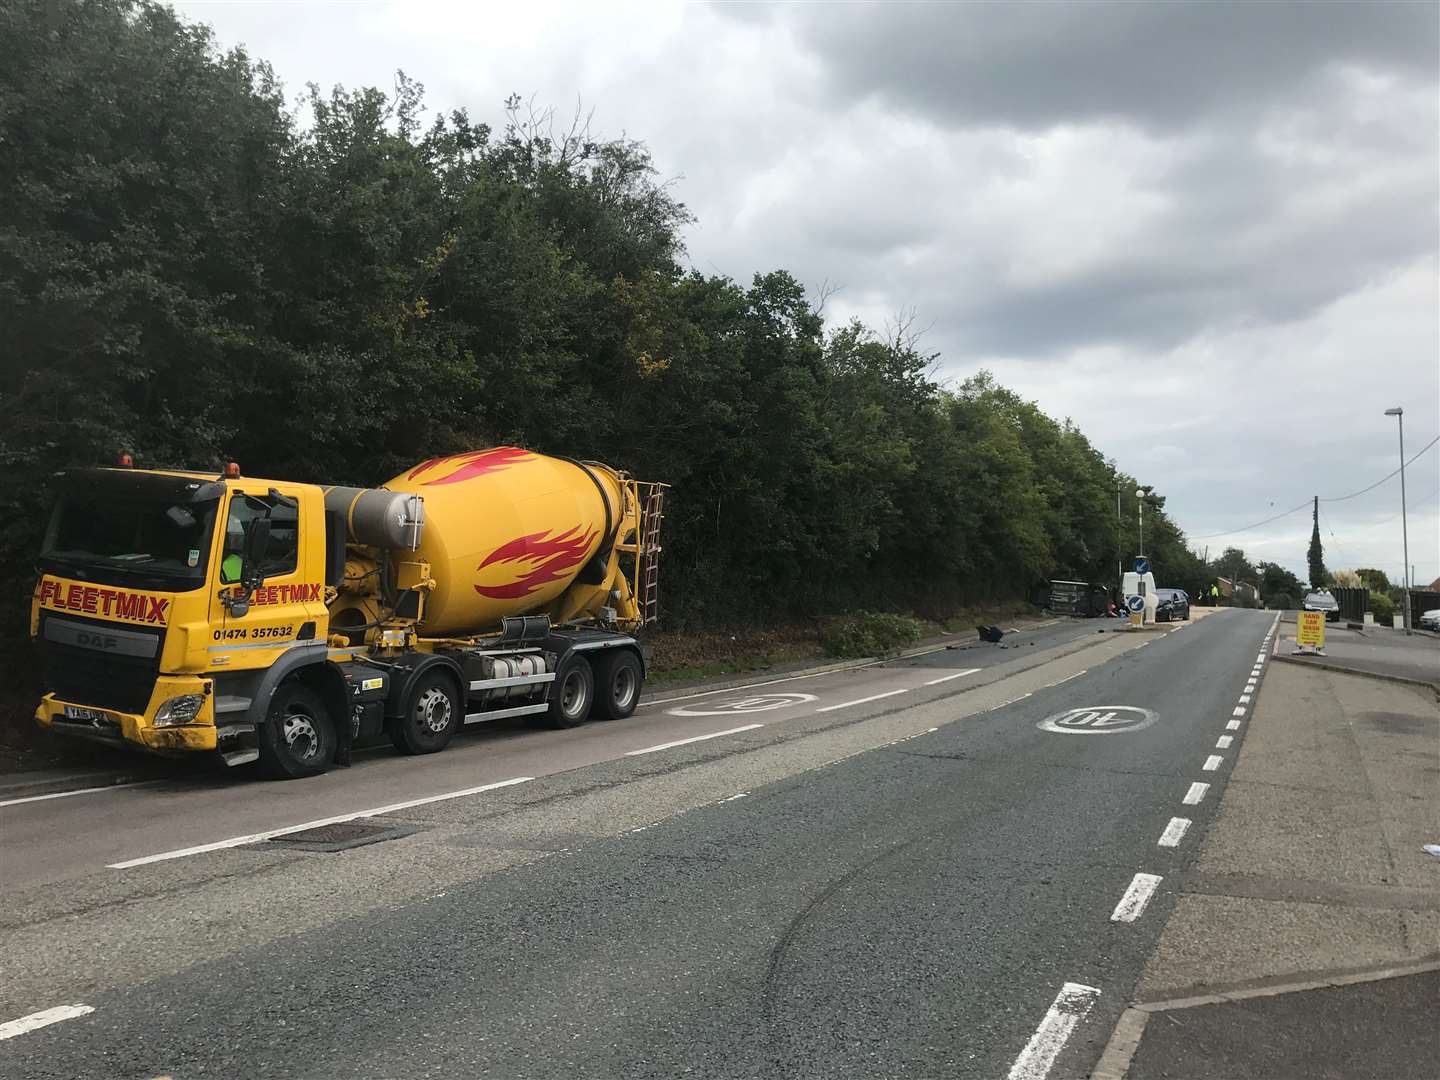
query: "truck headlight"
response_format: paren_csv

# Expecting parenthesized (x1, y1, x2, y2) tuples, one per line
(154, 694, 205, 727)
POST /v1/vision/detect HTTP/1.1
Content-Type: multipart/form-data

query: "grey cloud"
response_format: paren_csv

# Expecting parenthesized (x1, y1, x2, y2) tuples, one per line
(746, 0, 1438, 131)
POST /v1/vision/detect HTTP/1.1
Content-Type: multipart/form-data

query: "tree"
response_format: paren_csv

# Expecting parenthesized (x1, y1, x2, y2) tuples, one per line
(1355, 568, 1391, 593)
(1257, 561, 1303, 610)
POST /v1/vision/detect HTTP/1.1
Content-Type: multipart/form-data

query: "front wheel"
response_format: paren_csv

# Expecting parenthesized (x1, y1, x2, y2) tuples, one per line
(546, 655, 594, 729)
(259, 682, 336, 780)
(390, 669, 461, 755)
(593, 650, 643, 721)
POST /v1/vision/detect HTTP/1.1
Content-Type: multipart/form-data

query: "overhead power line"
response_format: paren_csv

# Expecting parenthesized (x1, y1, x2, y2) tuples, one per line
(1319, 435, 1439, 502)
(1188, 499, 1311, 541)
(1187, 433, 1437, 542)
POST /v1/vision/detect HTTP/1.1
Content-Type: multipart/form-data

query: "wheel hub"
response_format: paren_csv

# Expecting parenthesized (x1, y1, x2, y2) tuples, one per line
(416, 687, 452, 734)
(282, 710, 319, 760)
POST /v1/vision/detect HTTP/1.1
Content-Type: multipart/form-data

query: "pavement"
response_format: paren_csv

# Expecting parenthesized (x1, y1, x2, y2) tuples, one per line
(1272, 610, 1439, 687)
(1093, 657, 1440, 1079)
(0, 608, 1256, 1077)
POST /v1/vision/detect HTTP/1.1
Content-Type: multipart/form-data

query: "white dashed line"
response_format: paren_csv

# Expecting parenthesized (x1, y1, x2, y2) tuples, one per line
(1238, 694, 1251, 704)
(1245, 682, 1256, 691)
(0, 1005, 95, 1041)
(626, 725, 765, 756)
(1006, 982, 1102, 1080)
(719, 793, 749, 803)
(0, 781, 158, 809)
(1226, 719, 1241, 731)
(1183, 782, 1210, 805)
(1256, 653, 1267, 663)
(1158, 817, 1191, 847)
(1203, 754, 1224, 771)
(1110, 873, 1163, 923)
(816, 688, 910, 713)
(1216, 735, 1234, 749)
(1050, 670, 1088, 686)
(1233, 706, 1247, 717)
(107, 776, 535, 869)
(924, 667, 982, 686)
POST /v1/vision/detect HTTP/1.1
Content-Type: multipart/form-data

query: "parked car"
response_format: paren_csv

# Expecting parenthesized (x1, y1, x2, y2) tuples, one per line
(1155, 588, 1190, 622)
(1420, 608, 1440, 632)
(1303, 589, 1341, 622)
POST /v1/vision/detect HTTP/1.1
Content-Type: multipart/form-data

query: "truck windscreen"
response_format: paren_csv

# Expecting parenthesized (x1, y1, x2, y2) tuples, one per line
(41, 490, 219, 592)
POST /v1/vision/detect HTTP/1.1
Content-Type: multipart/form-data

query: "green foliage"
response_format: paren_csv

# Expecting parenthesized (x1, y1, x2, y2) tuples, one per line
(1368, 592, 1394, 622)
(1257, 561, 1303, 611)
(0, 1, 1208, 654)
(1355, 568, 1391, 593)
(820, 612, 926, 659)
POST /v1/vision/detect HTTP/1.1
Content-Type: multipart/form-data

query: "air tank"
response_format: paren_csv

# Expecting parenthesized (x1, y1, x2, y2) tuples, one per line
(381, 447, 626, 636)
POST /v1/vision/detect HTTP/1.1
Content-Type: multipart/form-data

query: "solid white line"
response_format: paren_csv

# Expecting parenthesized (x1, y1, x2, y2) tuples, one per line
(1158, 817, 1191, 847)
(1226, 719, 1242, 731)
(1051, 669, 1088, 686)
(107, 776, 535, 869)
(816, 687, 910, 713)
(1006, 981, 1102, 1080)
(1233, 706, 1247, 717)
(1216, 735, 1234, 749)
(1203, 754, 1224, 771)
(1183, 781, 1210, 805)
(1110, 873, 1163, 923)
(924, 667, 982, 686)
(1238, 694, 1251, 704)
(626, 724, 765, 756)
(719, 792, 749, 803)
(0, 1004, 95, 1041)
(0, 781, 157, 809)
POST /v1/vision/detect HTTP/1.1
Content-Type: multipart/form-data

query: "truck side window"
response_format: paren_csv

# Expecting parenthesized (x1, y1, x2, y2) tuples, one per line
(221, 495, 298, 583)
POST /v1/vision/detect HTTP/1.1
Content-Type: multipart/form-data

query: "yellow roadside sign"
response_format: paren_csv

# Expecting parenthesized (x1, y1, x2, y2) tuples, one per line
(1129, 612, 1143, 627)
(1297, 610, 1326, 649)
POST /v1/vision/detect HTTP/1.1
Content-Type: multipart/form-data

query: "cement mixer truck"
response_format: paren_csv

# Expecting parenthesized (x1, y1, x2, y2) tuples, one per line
(30, 447, 666, 778)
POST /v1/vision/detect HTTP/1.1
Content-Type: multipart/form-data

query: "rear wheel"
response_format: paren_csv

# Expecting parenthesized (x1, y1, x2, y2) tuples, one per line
(546, 655, 593, 729)
(259, 682, 335, 780)
(593, 650, 643, 721)
(390, 670, 461, 755)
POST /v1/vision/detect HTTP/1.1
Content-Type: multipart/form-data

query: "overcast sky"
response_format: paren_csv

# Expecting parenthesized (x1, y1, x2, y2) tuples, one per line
(176, 0, 1439, 586)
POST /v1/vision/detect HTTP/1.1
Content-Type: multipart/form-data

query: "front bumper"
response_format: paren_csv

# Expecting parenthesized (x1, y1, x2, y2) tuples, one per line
(36, 676, 218, 756)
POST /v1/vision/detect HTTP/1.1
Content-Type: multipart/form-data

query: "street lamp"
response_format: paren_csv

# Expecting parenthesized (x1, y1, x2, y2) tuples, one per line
(1135, 487, 1146, 559)
(1384, 406, 1411, 633)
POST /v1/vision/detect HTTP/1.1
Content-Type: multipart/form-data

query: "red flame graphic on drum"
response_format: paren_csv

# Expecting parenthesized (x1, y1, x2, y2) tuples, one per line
(408, 446, 534, 486)
(473, 526, 598, 600)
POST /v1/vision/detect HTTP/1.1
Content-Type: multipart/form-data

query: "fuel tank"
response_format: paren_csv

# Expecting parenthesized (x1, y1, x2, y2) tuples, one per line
(382, 448, 625, 636)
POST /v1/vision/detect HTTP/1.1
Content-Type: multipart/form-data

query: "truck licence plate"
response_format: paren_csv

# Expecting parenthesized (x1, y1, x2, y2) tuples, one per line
(62, 705, 114, 723)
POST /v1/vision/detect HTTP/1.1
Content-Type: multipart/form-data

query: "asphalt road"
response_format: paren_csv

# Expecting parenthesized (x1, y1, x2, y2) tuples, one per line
(0, 609, 1272, 1078)
(0, 616, 1106, 888)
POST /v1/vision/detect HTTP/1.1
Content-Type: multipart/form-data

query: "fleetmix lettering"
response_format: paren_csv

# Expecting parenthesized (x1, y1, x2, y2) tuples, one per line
(38, 579, 169, 625)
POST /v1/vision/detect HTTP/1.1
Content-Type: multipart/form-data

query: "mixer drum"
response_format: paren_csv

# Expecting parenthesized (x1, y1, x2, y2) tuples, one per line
(383, 447, 624, 636)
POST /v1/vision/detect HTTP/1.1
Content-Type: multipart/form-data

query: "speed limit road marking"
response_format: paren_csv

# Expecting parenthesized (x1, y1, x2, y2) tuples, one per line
(1037, 706, 1158, 735)
(666, 693, 818, 717)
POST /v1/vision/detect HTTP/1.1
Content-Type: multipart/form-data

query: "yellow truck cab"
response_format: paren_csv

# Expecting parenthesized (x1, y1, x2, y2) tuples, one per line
(33, 464, 334, 765)
(32, 453, 665, 780)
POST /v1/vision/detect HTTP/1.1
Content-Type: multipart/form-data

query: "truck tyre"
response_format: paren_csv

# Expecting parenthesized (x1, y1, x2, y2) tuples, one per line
(593, 650, 642, 721)
(390, 670, 461, 755)
(546, 654, 593, 729)
(259, 682, 336, 780)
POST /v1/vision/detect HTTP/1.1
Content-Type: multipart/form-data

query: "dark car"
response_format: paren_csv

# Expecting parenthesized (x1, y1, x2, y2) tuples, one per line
(1155, 588, 1191, 622)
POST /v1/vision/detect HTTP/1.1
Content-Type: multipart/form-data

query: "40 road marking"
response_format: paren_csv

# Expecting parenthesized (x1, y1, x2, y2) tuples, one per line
(666, 693, 817, 717)
(1037, 706, 1158, 735)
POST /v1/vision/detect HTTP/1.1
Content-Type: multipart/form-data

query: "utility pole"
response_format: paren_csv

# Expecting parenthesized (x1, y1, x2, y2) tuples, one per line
(1115, 480, 1122, 586)
(1384, 407, 1411, 633)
